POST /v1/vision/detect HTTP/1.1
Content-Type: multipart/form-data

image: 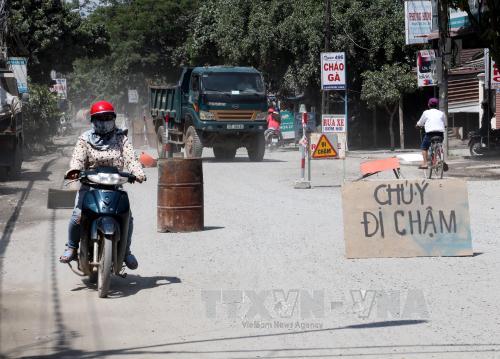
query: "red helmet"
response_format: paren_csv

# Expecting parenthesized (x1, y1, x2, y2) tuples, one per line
(90, 101, 116, 119)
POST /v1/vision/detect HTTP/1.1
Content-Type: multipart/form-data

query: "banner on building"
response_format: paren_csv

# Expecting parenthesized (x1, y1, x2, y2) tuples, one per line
(320, 52, 346, 90)
(417, 50, 437, 87)
(7, 57, 28, 94)
(404, 1, 432, 45)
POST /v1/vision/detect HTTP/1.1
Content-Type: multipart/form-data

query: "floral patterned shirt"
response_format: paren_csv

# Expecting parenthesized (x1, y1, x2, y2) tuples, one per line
(69, 132, 146, 181)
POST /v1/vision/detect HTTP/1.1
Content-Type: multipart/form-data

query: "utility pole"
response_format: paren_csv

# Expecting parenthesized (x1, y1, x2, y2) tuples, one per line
(321, 0, 331, 114)
(438, 0, 450, 159)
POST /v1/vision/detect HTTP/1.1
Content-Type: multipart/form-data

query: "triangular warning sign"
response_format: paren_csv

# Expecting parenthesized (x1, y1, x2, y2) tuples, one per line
(312, 134, 337, 158)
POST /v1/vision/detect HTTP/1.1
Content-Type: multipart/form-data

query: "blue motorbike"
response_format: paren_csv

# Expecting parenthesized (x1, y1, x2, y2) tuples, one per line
(66, 166, 136, 298)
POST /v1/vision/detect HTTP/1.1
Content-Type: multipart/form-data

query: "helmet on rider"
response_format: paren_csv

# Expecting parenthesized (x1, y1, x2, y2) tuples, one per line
(90, 101, 116, 119)
(428, 98, 439, 109)
(90, 101, 117, 135)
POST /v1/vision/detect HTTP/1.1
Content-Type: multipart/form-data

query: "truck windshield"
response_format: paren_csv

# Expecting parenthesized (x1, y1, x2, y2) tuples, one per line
(202, 73, 264, 94)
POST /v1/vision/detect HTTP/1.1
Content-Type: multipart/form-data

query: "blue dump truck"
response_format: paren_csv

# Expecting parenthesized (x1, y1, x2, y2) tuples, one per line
(150, 66, 268, 161)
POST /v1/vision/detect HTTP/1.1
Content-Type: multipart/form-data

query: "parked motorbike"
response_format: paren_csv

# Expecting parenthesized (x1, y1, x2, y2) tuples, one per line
(264, 128, 282, 151)
(65, 166, 136, 298)
(468, 129, 500, 156)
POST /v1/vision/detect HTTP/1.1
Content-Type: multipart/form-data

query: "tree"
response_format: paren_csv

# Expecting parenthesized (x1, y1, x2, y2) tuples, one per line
(68, 0, 197, 109)
(8, 0, 109, 83)
(361, 64, 417, 149)
(184, 0, 324, 97)
(23, 83, 61, 147)
(184, 0, 416, 108)
(450, 0, 500, 64)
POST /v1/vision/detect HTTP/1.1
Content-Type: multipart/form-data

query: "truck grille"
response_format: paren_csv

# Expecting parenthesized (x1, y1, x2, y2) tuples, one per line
(212, 110, 256, 121)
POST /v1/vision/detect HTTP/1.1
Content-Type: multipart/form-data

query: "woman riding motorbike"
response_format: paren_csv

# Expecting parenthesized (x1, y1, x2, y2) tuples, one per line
(59, 101, 146, 269)
(264, 107, 283, 143)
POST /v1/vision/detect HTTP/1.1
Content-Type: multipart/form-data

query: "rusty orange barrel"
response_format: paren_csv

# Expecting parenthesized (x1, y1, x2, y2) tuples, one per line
(157, 158, 204, 232)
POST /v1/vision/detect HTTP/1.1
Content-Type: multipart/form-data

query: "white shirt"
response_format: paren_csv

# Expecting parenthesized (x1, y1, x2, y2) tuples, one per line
(417, 108, 445, 133)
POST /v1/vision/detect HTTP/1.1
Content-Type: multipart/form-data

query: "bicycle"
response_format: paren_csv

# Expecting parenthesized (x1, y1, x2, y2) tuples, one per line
(427, 136, 445, 179)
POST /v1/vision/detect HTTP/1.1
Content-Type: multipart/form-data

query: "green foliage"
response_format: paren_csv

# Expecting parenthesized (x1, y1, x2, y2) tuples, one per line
(361, 63, 417, 148)
(361, 63, 417, 110)
(184, 0, 324, 94)
(183, 0, 413, 97)
(68, 0, 197, 108)
(8, 0, 109, 84)
(23, 84, 61, 146)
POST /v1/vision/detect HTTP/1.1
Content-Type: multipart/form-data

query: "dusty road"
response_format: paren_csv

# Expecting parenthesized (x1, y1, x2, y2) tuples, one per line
(1, 130, 500, 358)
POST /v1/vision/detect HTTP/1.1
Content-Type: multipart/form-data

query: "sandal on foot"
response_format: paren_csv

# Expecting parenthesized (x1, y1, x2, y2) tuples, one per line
(124, 254, 138, 270)
(59, 247, 77, 263)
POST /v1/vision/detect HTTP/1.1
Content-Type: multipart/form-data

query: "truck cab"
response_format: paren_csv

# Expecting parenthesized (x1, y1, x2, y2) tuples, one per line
(151, 66, 268, 161)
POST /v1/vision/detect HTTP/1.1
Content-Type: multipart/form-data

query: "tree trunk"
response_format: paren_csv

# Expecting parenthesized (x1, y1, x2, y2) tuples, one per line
(372, 107, 377, 148)
(386, 104, 398, 150)
(399, 96, 404, 149)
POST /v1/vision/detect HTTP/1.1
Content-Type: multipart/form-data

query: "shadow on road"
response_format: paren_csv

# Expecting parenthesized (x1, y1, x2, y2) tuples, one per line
(0, 186, 25, 195)
(9, 320, 436, 358)
(70, 275, 181, 298)
(110, 275, 181, 298)
(204, 226, 225, 231)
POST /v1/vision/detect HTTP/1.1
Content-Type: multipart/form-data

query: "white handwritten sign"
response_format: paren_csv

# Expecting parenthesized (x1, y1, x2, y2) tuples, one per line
(342, 179, 473, 258)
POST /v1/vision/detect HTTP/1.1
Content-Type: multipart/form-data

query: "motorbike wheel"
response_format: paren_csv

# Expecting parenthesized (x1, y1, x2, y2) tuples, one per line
(97, 236, 113, 298)
(469, 140, 483, 157)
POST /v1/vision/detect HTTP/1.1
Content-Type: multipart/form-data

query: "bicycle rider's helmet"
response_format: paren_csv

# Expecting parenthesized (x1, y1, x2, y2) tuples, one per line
(428, 98, 439, 108)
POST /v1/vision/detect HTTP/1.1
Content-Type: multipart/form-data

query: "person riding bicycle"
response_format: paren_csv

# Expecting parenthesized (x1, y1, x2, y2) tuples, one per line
(59, 101, 146, 269)
(416, 97, 445, 169)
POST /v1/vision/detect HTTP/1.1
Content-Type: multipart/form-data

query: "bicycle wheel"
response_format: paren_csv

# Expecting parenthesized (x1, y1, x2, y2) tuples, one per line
(434, 144, 444, 179)
(427, 145, 435, 179)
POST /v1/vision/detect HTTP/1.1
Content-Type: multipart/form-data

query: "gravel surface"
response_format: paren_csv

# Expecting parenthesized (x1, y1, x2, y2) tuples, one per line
(1, 136, 499, 358)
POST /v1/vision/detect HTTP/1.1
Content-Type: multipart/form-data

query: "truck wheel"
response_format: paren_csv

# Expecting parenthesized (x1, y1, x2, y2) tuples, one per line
(185, 126, 203, 158)
(213, 147, 237, 160)
(157, 126, 167, 159)
(10, 142, 23, 178)
(247, 133, 265, 162)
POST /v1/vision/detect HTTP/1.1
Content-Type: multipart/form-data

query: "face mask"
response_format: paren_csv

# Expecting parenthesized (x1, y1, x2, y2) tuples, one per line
(92, 119, 116, 135)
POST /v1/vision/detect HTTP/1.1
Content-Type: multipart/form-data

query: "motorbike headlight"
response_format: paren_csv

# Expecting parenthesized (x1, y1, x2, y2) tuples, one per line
(88, 173, 128, 185)
(255, 112, 268, 121)
(199, 110, 216, 121)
